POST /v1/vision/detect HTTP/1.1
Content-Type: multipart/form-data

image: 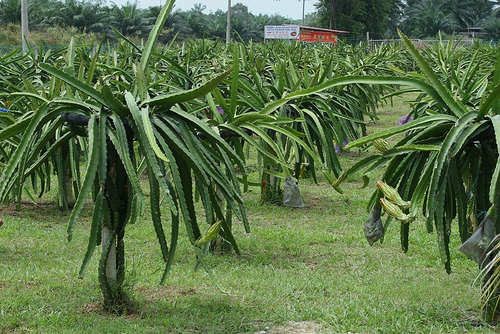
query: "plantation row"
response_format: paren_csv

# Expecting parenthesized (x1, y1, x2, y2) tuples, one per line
(0, 31, 412, 209)
(2, 1, 500, 319)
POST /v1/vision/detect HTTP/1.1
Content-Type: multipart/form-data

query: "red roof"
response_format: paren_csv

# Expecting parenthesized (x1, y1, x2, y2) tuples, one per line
(284, 24, 349, 34)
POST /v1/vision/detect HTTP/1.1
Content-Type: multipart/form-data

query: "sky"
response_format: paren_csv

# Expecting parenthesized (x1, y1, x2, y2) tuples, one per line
(109, 0, 317, 20)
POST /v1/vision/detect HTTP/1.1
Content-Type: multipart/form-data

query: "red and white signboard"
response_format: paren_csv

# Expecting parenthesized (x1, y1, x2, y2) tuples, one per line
(264, 25, 300, 40)
(300, 30, 338, 44)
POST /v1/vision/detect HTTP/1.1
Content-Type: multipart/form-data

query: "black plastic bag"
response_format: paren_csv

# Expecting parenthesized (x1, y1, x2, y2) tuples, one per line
(364, 205, 384, 246)
(460, 212, 497, 266)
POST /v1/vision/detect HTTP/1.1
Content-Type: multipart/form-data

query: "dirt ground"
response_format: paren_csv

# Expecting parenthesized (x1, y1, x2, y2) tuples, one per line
(252, 321, 321, 334)
(252, 321, 370, 334)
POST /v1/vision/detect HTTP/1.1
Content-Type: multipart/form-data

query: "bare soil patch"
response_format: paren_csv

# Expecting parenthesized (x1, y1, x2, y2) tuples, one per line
(252, 321, 373, 334)
(253, 321, 322, 334)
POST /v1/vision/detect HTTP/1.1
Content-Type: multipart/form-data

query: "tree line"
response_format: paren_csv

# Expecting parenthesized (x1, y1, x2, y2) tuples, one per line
(0, 0, 298, 43)
(312, 0, 500, 40)
(0, 0, 500, 44)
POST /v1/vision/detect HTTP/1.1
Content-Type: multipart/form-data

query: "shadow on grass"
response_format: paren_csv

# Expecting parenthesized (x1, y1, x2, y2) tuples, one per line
(79, 287, 269, 334)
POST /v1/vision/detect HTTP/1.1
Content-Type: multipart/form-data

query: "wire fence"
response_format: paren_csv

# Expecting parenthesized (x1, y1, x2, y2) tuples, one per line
(366, 38, 499, 50)
(1, 38, 498, 56)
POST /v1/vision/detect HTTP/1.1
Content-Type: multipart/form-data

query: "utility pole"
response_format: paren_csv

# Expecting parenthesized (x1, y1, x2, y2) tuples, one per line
(226, 0, 231, 43)
(302, 0, 305, 26)
(21, 0, 29, 54)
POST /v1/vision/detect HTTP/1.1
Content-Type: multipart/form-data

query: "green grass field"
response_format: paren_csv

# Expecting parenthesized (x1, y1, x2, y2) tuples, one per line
(0, 95, 497, 333)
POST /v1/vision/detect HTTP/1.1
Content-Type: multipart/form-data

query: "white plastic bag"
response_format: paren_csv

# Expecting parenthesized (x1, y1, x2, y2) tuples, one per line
(283, 175, 305, 207)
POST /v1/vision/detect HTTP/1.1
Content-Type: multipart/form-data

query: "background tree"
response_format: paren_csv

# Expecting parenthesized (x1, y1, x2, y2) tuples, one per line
(0, 0, 20, 25)
(440, 0, 494, 30)
(108, 1, 152, 37)
(185, 3, 208, 38)
(54, 0, 108, 33)
(400, 0, 456, 37)
(3, 0, 500, 43)
(400, 0, 496, 38)
(230, 3, 252, 40)
(313, 0, 397, 39)
(482, 7, 500, 39)
(205, 9, 227, 40)
(0, 0, 300, 43)
(385, 0, 405, 36)
(159, 8, 190, 42)
(27, 0, 60, 29)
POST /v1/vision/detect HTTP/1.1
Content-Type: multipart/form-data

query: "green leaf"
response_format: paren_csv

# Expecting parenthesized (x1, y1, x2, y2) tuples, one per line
(0, 114, 33, 142)
(397, 29, 467, 117)
(339, 155, 384, 183)
(219, 123, 287, 168)
(259, 76, 446, 116)
(383, 145, 441, 156)
(133, 63, 149, 101)
(228, 46, 240, 121)
(38, 63, 106, 106)
(489, 45, 500, 116)
(0, 104, 51, 202)
(7, 91, 50, 104)
(139, 105, 170, 163)
(126, 92, 177, 215)
(107, 114, 144, 214)
(148, 166, 169, 262)
(144, 69, 233, 111)
(166, 107, 247, 172)
(425, 112, 477, 228)
(52, 98, 98, 113)
(489, 115, 500, 204)
(344, 114, 456, 149)
(160, 181, 180, 284)
(231, 112, 276, 126)
(24, 131, 75, 178)
(67, 114, 100, 242)
(192, 246, 226, 293)
(79, 186, 104, 278)
(258, 123, 336, 185)
(97, 108, 108, 185)
(102, 85, 128, 117)
(153, 129, 201, 244)
(407, 152, 437, 218)
(478, 80, 500, 120)
(140, 0, 175, 71)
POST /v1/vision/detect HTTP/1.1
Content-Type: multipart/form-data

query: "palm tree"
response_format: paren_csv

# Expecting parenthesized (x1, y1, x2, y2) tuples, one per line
(401, 0, 495, 38)
(401, 0, 456, 37)
(37, 0, 107, 33)
(185, 3, 208, 38)
(0, 0, 20, 25)
(109, 1, 151, 37)
(206, 10, 227, 40)
(160, 8, 191, 41)
(441, 0, 494, 30)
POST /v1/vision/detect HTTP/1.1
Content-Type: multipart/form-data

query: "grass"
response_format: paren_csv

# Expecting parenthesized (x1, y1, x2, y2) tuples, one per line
(0, 23, 98, 50)
(0, 95, 497, 333)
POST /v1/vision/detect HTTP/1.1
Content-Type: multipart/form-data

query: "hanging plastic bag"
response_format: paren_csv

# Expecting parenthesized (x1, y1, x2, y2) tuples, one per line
(460, 207, 497, 266)
(364, 205, 384, 246)
(283, 175, 305, 207)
